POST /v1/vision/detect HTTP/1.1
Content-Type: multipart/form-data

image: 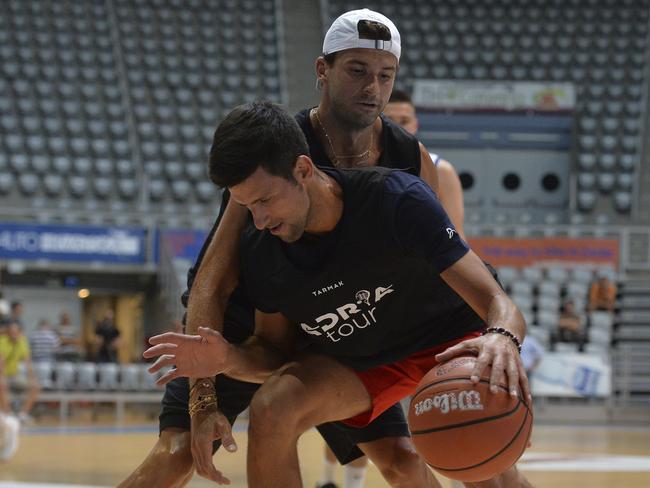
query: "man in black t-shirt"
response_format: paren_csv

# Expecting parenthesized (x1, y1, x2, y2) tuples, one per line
(145, 102, 532, 488)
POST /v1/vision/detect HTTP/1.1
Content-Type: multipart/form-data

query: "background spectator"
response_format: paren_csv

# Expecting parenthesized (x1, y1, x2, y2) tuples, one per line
(56, 311, 83, 362)
(9, 301, 24, 327)
(589, 275, 617, 313)
(29, 319, 61, 363)
(94, 310, 120, 363)
(555, 299, 586, 349)
(0, 321, 41, 423)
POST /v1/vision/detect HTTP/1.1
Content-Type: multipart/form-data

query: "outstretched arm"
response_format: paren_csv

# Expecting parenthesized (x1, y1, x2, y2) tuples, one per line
(144, 308, 294, 485)
(145, 311, 295, 385)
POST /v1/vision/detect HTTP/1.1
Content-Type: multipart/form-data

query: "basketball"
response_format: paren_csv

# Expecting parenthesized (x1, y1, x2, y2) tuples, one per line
(408, 355, 533, 482)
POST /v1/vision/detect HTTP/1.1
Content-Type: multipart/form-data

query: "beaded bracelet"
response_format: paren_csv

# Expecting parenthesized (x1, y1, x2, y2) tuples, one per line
(482, 327, 522, 353)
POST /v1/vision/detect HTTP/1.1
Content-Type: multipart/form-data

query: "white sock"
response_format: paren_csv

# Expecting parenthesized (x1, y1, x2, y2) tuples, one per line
(344, 465, 367, 488)
(318, 456, 336, 485)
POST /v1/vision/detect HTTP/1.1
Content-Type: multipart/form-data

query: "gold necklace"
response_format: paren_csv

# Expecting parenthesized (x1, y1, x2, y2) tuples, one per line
(313, 108, 373, 167)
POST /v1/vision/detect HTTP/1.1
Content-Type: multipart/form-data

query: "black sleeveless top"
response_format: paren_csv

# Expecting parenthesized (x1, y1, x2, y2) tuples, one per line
(240, 168, 484, 371)
(294, 108, 422, 175)
(182, 110, 424, 342)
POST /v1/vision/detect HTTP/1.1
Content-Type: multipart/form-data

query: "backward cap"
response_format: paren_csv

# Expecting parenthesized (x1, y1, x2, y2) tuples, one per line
(323, 8, 401, 61)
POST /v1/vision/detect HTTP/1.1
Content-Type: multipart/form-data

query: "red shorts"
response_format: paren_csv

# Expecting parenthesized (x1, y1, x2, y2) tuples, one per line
(343, 332, 481, 428)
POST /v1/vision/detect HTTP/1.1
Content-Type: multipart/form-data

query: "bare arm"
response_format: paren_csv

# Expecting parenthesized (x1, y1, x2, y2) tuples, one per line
(222, 311, 295, 383)
(419, 146, 466, 239)
(145, 310, 295, 385)
(418, 143, 439, 195)
(436, 250, 530, 400)
(436, 159, 465, 240)
(185, 199, 248, 337)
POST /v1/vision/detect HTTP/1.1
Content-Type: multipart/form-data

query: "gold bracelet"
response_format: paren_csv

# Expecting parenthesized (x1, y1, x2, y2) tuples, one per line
(189, 396, 218, 417)
(190, 378, 215, 395)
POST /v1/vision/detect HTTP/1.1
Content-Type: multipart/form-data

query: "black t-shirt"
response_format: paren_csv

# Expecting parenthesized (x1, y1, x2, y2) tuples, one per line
(240, 167, 485, 371)
(181, 110, 423, 342)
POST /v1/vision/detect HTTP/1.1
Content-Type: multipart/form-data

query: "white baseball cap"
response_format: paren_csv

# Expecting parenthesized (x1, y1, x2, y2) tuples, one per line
(323, 8, 401, 61)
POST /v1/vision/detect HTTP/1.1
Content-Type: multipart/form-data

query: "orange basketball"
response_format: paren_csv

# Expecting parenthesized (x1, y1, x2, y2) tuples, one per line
(407, 355, 533, 482)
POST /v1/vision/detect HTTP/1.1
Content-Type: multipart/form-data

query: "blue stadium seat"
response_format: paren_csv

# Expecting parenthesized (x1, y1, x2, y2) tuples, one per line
(148, 179, 166, 201)
(577, 173, 596, 190)
(93, 177, 112, 199)
(617, 173, 633, 191)
(68, 176, 88, 198)
(43, 174, 64, 197)
(577, 191, 596, 212)
(613, 191, 632, 213)
(597, 173, 615, 193)
(108, 174, 134, 199)
(0, 172, 14, 195)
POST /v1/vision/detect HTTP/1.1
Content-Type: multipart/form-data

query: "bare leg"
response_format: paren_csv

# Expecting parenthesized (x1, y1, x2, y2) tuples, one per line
(117, 428, 195, 488)
(0, 378, 10, 412)
(20, 379, 41, 415)
(247, 358, 373, 488)
(359, 436, 442, 488)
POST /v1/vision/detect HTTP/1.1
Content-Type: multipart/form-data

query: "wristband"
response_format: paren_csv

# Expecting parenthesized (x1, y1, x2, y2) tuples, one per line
(482, 327, 522, 353)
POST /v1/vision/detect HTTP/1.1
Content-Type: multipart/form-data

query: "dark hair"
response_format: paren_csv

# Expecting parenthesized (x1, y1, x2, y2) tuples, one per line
(323, 52, 338, 65)
(208, 101, 310, 188)
(10, 301, 21, 310)
(388, 89, 413, 105)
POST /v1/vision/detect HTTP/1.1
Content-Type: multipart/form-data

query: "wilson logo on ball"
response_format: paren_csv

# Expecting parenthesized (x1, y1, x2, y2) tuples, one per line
(413, 390, 484, 416)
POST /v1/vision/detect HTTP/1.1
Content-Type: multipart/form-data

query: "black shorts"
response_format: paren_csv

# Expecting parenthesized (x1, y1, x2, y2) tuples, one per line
(159, 375, 409, 464)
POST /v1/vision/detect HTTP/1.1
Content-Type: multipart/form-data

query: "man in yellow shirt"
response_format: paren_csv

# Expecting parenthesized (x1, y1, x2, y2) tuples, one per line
(0, 321, 40, 423)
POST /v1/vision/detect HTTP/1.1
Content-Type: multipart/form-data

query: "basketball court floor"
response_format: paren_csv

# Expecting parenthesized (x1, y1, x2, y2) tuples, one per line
(1, 416, 649, 488)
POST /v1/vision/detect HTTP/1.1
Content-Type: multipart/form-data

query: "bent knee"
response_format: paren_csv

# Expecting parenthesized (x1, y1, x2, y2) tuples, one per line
(249, 379, 309, 433)
(376, 443, 427, 486)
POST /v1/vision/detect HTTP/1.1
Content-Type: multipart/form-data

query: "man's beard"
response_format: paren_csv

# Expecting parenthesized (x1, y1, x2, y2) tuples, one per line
(330, 96, 381, 131)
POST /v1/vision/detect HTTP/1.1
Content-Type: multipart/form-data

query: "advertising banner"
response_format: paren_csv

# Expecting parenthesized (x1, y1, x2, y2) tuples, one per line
(531, 352, 611, 397)
(0, 222, 146, 264)
(468, 237, 619, 269)
(413, 80, 576, 112)
(158, 229, 208, 261)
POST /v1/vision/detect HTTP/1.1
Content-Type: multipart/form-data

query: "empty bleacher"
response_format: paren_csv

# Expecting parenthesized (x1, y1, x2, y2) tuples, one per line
(0, 0, 285, 226)
(19, 361, 165, 422)
(323, 0, 649, 220)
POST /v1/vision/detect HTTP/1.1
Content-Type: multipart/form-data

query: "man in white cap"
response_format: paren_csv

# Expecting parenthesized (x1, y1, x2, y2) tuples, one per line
(120, 9, 532, 488)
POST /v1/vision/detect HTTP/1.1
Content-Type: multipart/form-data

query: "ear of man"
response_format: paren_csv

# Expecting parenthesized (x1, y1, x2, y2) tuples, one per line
(315, 57, 328, 87)
(293, 155, 314, 183)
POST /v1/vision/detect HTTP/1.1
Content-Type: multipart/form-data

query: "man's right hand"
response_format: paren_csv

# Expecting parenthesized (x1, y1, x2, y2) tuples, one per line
(190, 406, 238, 485)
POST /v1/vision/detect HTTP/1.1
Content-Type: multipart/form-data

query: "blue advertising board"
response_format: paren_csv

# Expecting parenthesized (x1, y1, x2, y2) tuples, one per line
(0, 222, 147, 264)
